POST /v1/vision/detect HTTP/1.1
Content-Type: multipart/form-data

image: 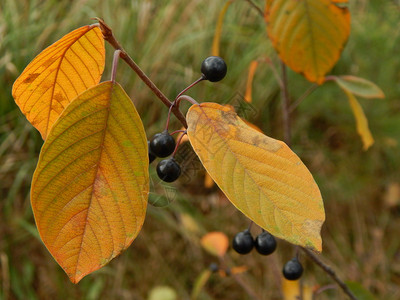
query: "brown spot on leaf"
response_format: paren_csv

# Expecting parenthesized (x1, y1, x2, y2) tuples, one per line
(23, 73, 40, 84)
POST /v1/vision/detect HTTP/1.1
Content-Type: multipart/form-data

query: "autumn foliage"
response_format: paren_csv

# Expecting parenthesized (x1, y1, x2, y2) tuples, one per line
(11, 0, 383, 286)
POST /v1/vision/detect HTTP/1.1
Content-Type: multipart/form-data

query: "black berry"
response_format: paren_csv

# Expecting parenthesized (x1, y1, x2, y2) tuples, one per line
(209, 263, 219, 273)
(156, 158, 181, 182)
(150, 131, 176, 158)
(232, 230, 254, 255)
(148, 141, 156, 163)
(282, 258, 303, 280)
(201, 56, 227, 82)
(255, 231, 277, 255)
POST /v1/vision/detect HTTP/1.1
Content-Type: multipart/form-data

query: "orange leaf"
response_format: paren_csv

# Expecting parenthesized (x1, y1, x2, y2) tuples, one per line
(231, 265, 248, 275)
(31, 81, 149, 283)
(187, 103, 325, 251)
(212, 1, 233, 56)
(12, 25, 105, 139)
(265, 0, 350, 84)
(244, 61, 259, 103)
(200, 232, 229, 257)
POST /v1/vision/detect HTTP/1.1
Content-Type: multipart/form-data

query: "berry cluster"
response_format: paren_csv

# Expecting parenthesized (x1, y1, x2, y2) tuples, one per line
(148, 130, 181, 182)
(232, 230, 277, 255)
(148, 56, 227, 183)
(232, 229, 303, 281)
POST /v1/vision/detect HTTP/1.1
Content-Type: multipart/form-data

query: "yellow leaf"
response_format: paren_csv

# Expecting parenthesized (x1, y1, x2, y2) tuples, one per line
(344, 90, 374, 150)
(212, 1, 233, 56)
(31, 81, 149, 283)
(282, 277, 313, 300)
(12, 25, 105, 139)
(244, 60, 259, 103)
(200, 232, 229, 257)
(265, 0, 350, 84)
(187, 103, 325, 251)
(333, 75, 385, 99)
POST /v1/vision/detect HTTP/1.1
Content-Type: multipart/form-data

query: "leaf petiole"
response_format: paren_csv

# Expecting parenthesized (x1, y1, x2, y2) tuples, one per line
(176, 95, 199, 107)
(164, 77, 205, 131)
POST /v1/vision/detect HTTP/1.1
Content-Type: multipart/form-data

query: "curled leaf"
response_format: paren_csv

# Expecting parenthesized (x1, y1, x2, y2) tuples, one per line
(244, 60, 259, 103)
(187, 103, 325, 251)
(212, 1, 233, 56)
(344, 90, 374, 150)
(31, 81, 149, 283)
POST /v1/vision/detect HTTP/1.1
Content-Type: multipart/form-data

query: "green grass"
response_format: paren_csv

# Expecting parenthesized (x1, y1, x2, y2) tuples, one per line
(1, 0, 400, 299)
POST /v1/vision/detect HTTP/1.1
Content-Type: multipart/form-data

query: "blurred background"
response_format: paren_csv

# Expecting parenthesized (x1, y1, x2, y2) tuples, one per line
(1, 0, 400, 299)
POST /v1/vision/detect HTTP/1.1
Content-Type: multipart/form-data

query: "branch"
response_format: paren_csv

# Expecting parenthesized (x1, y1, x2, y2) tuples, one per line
(289, 83, 319, 113)
(244, 0, 264, 18)
(96, 18, 188, 128)
(301, 248, 358, 300)
(219, 256, 262, 300)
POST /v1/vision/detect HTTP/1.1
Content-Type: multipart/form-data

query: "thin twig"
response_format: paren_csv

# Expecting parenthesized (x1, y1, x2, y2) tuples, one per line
(245, 0, 265, 18)
(301, 248, 358, 300)
(263, 58, 284, 88)
(232, 273, 263, 300)
(280, 61, 291, 146)
(312, 284, 337, 300)
(95, 18, 188, 128)
(219, 256, 263, 300)
(289, 83, 319, 113)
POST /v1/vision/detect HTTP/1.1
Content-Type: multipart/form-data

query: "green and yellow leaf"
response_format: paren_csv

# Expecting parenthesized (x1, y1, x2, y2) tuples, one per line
(31, 81, 149, 283)
(187, 102, 325, 251)
(333, 75, 385, 99)
(265, 0, 350, 84)
(191, 270, 212, 300)
(12, 25, 105, 139)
